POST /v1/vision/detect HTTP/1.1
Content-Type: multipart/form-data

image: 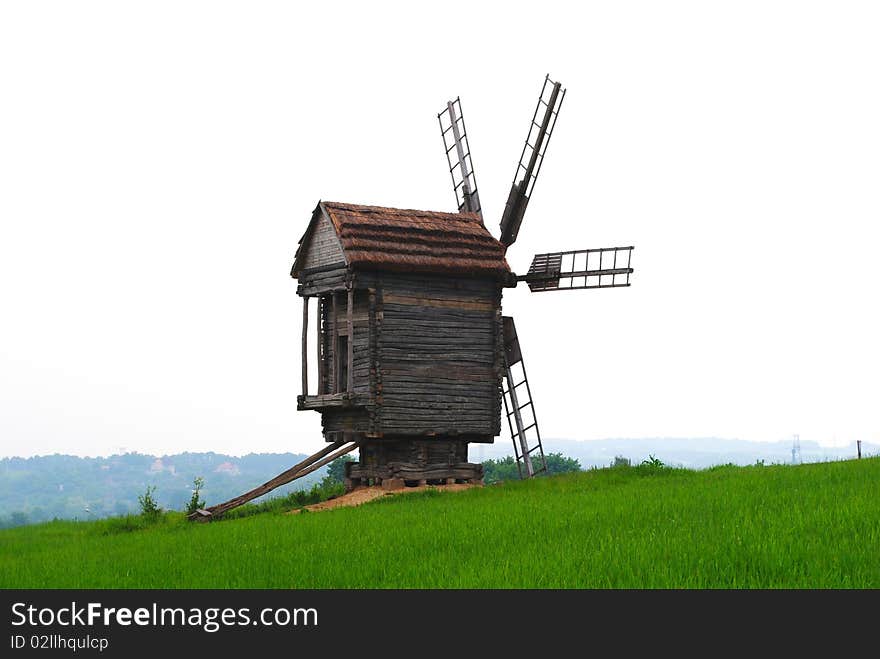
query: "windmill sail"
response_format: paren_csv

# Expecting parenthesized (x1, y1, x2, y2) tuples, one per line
(522, 246, 634, 292)
(501, 316, 547, 479)
(438, 97, 482, 218)
(499, 75, 566, 248)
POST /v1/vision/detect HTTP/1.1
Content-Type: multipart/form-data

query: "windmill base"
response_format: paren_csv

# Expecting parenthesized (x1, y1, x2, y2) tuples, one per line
(344, 439, 483, 491)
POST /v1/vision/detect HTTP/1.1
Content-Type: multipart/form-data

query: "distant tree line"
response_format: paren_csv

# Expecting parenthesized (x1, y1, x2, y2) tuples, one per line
(481, 452, 581, 484)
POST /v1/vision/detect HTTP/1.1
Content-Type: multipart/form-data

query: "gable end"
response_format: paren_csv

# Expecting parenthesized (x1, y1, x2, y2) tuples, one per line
(291, 204, 347, 277)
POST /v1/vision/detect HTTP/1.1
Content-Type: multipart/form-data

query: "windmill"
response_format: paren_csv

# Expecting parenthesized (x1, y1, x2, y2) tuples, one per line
(438, 75, 634, 477)
(191, 74, 634, 520)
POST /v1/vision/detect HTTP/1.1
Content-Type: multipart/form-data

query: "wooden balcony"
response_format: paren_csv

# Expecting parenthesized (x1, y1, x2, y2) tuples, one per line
(297, 392, 371, 411)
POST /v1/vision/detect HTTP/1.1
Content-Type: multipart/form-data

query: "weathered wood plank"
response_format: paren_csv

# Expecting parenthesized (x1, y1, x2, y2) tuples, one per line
(379, 349, 494, 363)
(297, 392, 372, 410)
(354, 271, 497, 293)
(346, 288, 354, 393)
(382, 293, 495, 312)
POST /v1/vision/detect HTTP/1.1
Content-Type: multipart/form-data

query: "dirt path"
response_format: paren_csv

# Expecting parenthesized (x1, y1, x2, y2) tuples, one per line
(287, 482, 481, 514)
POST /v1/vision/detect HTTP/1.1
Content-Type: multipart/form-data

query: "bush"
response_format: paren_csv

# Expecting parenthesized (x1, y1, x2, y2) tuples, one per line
(137, 485, 161, 518)
(323, 456, 355, 486)
(706, 462, 738, 472)
(636, 454, 667, 476)
(186, 477, 205, 515)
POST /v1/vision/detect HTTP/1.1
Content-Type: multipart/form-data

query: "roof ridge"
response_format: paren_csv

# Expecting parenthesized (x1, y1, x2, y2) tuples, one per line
(323, 201, 483, 222)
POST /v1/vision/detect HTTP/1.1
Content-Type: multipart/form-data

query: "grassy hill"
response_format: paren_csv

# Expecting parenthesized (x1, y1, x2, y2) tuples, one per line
(1, 457, 878, 588)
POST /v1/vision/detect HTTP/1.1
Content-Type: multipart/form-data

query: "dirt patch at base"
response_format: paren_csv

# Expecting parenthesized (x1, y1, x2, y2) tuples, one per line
(287, 483, 481, 514)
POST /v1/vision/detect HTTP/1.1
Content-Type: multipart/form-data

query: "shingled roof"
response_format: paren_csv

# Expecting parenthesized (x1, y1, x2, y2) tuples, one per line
(294, 201, 511, 279)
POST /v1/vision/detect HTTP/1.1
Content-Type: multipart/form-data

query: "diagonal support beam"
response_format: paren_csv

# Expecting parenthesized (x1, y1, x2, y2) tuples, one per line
(189, 440, 359, 520)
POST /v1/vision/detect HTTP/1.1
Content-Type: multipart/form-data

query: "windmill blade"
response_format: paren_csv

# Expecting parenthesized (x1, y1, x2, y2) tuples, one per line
(499, 74, 566, 248)
(438, 97, 482, 218)
(521, 246, 634, 292)
(501, 316, 547, 479)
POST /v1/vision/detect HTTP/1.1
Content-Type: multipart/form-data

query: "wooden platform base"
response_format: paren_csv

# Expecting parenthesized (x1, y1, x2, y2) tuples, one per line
(344, 439, 484, 491)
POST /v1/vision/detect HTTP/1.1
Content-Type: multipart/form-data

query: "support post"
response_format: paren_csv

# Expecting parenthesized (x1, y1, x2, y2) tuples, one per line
(857, 440, 862, 459)
(301, 296, 309, 396)
(347, 287, 354, 393)
(316, 296, 323, 394)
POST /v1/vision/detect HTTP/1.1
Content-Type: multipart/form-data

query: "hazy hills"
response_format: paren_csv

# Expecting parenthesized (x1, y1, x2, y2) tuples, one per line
(0, 451, 315, 527)
(475, 436, 874, 470)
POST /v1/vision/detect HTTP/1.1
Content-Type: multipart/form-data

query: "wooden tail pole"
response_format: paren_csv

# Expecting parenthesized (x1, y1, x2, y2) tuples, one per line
(189, 440, 359, 520)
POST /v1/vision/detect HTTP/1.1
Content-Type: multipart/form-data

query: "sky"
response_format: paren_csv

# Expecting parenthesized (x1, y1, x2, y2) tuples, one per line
(1, 1, 878, 459)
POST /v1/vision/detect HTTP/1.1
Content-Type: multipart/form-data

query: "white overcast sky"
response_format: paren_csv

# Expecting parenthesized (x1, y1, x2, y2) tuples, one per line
(1, 1, 878, 459)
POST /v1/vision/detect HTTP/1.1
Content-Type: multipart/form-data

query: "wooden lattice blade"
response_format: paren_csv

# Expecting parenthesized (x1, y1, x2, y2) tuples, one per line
(520, 246, 634, 292)
(499, 75, 565, 248)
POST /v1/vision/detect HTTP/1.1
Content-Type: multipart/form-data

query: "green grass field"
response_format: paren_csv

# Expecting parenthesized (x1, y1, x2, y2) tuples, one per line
(2, 458, 879, 588)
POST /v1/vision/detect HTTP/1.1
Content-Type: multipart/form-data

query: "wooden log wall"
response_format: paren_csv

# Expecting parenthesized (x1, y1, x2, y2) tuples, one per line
(347, 439, 482, 484)
(359, 438, 469, 465)
(356, 271, 504, 438)
(297, 267, 505, 444)
(297, 265, 347, 297)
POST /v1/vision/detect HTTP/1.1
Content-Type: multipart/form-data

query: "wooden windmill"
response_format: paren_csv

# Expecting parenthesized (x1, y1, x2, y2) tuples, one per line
(192, 75, 633, 519)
